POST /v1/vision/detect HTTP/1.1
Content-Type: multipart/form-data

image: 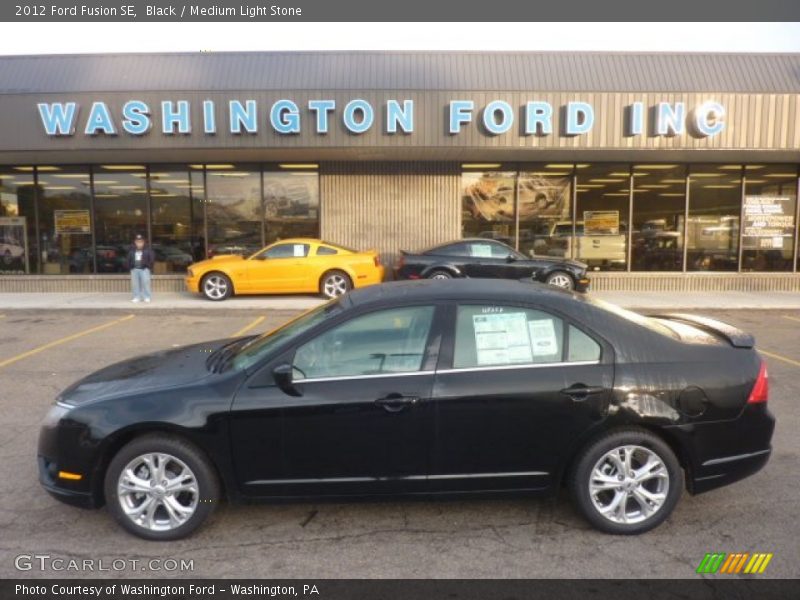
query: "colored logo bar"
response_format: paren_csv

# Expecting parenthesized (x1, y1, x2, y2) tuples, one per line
(696, 552, 773, 574)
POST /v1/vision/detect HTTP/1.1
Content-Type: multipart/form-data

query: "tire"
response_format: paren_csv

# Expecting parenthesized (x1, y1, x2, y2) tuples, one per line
(201, 272, 232, 301)
(427, 269, 453, 280)
(569, 428, 683, 535)
(545, 270, 575, 290)
(104, 434, 221, 541)
(320, 270, 352, 299)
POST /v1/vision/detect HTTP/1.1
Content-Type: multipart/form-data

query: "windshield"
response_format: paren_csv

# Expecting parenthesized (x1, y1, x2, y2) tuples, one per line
(230, 300, 344, 371)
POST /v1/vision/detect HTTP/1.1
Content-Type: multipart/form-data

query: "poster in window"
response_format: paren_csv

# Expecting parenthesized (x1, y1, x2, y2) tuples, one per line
(0, 216, 29, 274)
(54, 209, 91, 235)
(583, 210, 620, 235)
(742, 196, 795, 250)
(472, 312, 533, 365)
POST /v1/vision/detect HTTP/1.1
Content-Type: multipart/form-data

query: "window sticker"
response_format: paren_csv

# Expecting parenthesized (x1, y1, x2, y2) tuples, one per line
(528, 318, 559, 356)
(293, 244, 306, 257)
(471, 244, 493, 258)
(472, 312, 533, 365)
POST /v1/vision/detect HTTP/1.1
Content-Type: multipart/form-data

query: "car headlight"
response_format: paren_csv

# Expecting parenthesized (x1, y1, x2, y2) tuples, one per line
(187, 268, 194, 278)
(41, 402, 72, 428)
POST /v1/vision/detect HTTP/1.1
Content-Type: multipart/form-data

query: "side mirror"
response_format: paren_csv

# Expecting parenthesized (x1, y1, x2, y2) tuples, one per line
(505, 254, 517, 263)
(273, 363, 302, 396)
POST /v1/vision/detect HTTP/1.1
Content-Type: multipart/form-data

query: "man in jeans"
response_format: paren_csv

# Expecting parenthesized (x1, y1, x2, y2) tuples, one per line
(127, 234, 155, 303)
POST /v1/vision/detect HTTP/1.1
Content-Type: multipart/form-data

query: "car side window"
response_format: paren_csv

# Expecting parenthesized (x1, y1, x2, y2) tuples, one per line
(432, 243, 468, 257)
(262, 243, 309, 259)
(467, 242, 510, 259)
(316, 245, 338, 256)
(453, 305, 564, 368)
(568, 325, 602, 362)
(293, 306, 436, 380)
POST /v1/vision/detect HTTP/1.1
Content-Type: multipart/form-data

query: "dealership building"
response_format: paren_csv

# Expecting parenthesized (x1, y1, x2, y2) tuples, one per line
(1, 51, 799, 292)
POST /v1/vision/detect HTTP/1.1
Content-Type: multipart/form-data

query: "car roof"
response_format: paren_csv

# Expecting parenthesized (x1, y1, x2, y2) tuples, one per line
(345, 278, 578, 308)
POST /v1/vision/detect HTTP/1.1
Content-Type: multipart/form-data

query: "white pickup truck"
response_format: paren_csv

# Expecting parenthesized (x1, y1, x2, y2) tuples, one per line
(544, 221, 626, 269)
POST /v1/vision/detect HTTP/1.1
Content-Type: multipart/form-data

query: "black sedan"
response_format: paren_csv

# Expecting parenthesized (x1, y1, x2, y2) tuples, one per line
(38, 280, 773, 540)
(395, 238, 591, 292)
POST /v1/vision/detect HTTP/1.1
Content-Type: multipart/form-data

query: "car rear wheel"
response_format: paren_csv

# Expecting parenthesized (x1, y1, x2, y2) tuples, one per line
(201, 273, 232, 301)
(427, 269, 453, 280)
(104, 434, 220, 541)
(569, 429, 682, 535)
(320, 270, 352, 299)
(545, 271, 574, 290)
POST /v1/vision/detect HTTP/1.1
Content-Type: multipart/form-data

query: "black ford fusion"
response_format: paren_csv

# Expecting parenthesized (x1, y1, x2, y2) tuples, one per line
(39, 280, 773, 540)
(395, 238, 591, 292)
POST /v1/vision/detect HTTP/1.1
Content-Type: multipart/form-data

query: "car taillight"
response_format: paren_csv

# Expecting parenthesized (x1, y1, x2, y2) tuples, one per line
(374, 255, 381, 267)
(396, 255, 404, 269)
(747, 360, 768, 404)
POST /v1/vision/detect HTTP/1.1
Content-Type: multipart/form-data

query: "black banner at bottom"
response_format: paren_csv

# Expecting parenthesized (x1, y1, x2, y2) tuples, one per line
(2, 579, 797, 600)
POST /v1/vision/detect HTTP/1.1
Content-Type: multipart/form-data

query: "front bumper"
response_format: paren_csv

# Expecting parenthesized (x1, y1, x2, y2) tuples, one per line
(38, 455, 98, 509)
(185, 275, 200, 293)
(575, 277, 591, 293)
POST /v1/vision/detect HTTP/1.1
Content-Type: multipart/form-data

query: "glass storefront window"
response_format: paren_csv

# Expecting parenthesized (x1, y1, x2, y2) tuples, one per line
(0, 168, 36, 274)
(93, 165, 148, 273)
(575, 164, 629, 270)
(631, 165, 686, 271)
(518, 165, 573, 259)
(687, 164, 741, 272)
(37, 166, 93, 274)
(741, 165, 797, 272)
(263, 170, 320, 243)
(205, 165, 263, 257)
(461, 170, 516, 248)
(149, 167, 205, 272)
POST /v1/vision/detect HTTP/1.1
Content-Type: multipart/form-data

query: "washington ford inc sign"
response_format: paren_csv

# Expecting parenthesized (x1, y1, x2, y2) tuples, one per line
(36, 98, 727, 138)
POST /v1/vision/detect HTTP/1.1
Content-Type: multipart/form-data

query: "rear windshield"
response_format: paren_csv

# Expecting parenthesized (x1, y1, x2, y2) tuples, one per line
(588, 299, 679, 340)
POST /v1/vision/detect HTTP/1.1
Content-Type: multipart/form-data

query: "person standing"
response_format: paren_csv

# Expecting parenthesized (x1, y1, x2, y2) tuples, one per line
(127, 234, 154, 303)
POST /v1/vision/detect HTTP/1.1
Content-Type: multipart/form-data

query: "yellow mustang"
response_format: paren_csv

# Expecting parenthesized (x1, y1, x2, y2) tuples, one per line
(186, 238, 385, 301)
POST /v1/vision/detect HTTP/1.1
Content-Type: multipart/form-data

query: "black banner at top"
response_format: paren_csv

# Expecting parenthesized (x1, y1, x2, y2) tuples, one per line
(2, 0, 800, 22)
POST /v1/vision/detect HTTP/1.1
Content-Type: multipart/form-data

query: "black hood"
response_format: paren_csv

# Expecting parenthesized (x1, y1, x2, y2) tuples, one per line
(59, 338, 239, 406)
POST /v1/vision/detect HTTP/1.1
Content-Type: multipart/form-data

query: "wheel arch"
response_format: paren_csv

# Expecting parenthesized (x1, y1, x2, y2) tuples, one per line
(91, 423, 231, 508)
(420, 264, 463, 278)
(555, 422, 691, 491)
(318, 267, 354, 289)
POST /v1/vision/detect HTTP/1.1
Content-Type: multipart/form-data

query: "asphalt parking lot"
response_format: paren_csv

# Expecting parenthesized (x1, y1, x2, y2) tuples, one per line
(0, 307, 798, 579)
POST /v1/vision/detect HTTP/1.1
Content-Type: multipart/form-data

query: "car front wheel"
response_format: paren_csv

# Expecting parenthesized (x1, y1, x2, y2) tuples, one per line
(201, 273, 232, 301)
(427, 269, 453, 280)
(104, 434, 220, 541)
(545, 271, 575, 290)
(569, 429, 683, 535)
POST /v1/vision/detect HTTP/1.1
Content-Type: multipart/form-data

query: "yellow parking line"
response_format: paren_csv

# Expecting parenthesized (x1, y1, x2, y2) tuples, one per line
(232, 316, 266, 337)
(782, 315, 800, 323)
(0, 314, 135, 370)
(759, 349, 800, 369)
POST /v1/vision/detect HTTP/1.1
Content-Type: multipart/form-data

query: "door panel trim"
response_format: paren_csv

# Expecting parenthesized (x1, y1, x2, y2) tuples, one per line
(295, 370, 435, 384)
(244, 470, 549, 486)
(436, 360, 599, 375)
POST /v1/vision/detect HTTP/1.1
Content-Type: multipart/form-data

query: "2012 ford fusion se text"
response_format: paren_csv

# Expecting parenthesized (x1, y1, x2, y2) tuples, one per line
(38, 280, 774, 540)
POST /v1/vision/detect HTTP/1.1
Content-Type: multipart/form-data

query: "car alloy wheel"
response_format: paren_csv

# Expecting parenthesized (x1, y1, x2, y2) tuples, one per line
(116, 452, 199, 533)
(203, 274, 230, 301)
(428, 270, 452, 280)
(589, 445, 669, 525)
(322, 272, 351, 298)
(546, 272, 574, 290)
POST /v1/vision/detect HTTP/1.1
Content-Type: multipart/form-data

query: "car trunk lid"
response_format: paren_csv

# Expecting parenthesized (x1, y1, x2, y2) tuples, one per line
(649, 313, 755, 348)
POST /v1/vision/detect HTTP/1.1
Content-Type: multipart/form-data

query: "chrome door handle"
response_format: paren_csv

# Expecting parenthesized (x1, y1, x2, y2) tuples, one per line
(375, 394, 419, 413)
(560, 385, 606, 401)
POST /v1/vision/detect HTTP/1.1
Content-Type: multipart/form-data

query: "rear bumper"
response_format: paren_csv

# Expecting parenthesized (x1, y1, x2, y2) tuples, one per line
(666, 404, 775, 494)
(354, 266, 385, 288)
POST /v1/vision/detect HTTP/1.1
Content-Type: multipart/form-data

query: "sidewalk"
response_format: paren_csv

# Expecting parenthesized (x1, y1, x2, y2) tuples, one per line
(1, 290, 800, 312)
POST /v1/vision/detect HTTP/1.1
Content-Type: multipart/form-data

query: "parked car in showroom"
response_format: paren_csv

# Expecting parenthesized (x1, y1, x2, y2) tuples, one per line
(185, 238, 384, 301)
(395, 238, 590, 291)
(38, 279, 773, 540)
